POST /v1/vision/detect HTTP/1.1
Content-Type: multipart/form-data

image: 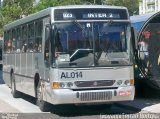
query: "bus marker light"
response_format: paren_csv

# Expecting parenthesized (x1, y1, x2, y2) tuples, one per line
(53, 82, 59, 89)
(130, 79, 134, 85)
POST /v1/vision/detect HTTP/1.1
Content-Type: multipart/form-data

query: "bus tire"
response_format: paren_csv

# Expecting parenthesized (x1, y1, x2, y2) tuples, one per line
(11, 74, 20, 98)
(36, 81, 50, 112)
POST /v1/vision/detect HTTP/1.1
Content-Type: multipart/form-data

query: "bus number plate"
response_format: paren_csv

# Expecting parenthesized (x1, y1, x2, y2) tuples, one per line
(61, 72, 83, 79)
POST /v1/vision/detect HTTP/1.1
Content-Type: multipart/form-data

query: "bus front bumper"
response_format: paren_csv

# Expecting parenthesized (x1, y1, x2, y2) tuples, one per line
(51, 86, 135, 105)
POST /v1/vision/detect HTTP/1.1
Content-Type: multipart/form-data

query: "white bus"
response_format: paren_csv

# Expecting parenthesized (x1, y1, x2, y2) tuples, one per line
(3, 5, 135, 111)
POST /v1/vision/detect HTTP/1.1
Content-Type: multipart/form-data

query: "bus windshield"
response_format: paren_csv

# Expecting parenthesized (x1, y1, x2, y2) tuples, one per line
(52, 21, 131, 67)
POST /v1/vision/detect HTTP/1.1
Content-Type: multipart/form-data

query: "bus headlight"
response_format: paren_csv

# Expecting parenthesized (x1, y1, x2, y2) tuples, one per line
(117, 80, 123, 85)
(53, 82, 74, 89)
(124, 80, 130, 85)
(67, 82, 73, 87)
(59, 82, 65, 88)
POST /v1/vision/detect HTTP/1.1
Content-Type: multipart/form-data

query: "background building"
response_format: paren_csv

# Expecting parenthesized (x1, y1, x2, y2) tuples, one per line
(139, 0, 160, 14)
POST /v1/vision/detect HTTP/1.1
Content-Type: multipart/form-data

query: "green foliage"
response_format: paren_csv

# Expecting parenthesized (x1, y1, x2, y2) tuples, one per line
(32, 0, 102, 12)
(0, 0, 33, 35)
(106, 0, 139, 16)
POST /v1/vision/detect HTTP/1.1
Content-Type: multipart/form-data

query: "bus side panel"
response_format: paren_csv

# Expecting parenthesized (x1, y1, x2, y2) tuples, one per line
(21, 76, 35, 97)
(15, 54, 21, 91)
(26, 53, 34, 78)
(3, 54, 10, 86)
(20, 53, 35, 97)
(21, 53, 26, 77)
(19, 53, 45, 98)
(3, 54, 15, 87)
(35, 53, 45, 80)
(43, 81, 53, 104)
(19, 53, 26, 93)
(19, 53, 35, 97)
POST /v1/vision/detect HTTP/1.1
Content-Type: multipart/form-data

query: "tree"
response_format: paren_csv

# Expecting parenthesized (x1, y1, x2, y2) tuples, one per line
(0, 0, 33, 34)
(32, 0, 102, 13)
(106, 0, 139, 16)
(2, 0, 33, 17)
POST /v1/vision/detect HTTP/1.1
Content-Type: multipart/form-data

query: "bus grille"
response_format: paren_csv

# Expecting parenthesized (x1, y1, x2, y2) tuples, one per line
(75, 80, 115, 87)
(80, 91, 112, 101)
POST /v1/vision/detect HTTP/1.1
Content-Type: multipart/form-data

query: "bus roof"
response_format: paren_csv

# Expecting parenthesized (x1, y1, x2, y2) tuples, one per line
(4, 7, 52, 30)
(4, 5, 128, 30)
(54, 5, 127, 9)
(130, 12, 155, 23)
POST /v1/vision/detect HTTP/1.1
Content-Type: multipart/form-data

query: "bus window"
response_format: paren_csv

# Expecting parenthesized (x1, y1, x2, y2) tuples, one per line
(16, 27, 21, 53)
(4, 31, 8, 53)
(28, 23, 35, 52)
(22, 25, 28, 52)
(35, 21, 42, 52)
(4, 30, 12, 53)
(12, 29, 16, 52)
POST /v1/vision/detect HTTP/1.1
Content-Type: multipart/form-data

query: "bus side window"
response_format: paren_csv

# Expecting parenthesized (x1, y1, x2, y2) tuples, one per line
(4, 31, 8, 53)
(28, 23, 35, 52)
(12, 29, 16, 52)
(22, 25, 28, 52)
(16, 27, 21, 53)
(35, 21, 42, 52)
(6, 30, 12, 53)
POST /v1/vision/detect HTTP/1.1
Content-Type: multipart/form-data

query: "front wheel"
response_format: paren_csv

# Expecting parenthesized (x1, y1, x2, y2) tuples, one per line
(36, 81, 51, 112)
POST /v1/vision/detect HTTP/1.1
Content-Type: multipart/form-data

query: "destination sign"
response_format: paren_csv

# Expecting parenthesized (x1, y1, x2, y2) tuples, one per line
(83, 13, 120, 19)
(54, 8, 128, 21)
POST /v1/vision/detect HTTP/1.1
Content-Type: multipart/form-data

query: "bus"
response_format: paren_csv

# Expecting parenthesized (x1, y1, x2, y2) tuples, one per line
(3, 5, 135, 111)
(130, 13, 154, 33)
(131, 12, 160, 96)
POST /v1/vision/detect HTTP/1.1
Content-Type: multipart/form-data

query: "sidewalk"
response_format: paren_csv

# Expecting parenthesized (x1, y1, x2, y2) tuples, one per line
(0, 84, 42, 113)
(0, 99, 19, 113)
(118, 98, 160, 113)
